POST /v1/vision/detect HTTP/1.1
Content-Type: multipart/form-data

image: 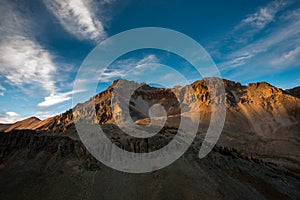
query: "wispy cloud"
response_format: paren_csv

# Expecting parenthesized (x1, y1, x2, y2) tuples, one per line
(219, 2, 300, 74)
(100, 54, 159, 82)
(44, 0, 108, 41)
(283, 46, 300, 59)
(72, 54, 160, 100)
(237, 0, 288, 31)
(217, 0, 290, 50)
(0, 1, 58, 95)
(38, 89, 84, 107)
(38, 93, 71, 107)
(33, 111, 59, 120)
(6, 112, 19, 117)
(220, 53, 254, 69)
(229, 11, 300, 63)
(0, 36, 56, 94)
(0, 84, 6, 96)
(0, 0, 85, 113)
(271, 46, 300, 65)
(0, 111, 24, 124)
(0, 84, 6, 91)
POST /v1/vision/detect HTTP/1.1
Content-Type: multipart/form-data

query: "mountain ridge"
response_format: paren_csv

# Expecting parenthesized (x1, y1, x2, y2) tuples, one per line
(1, 78, 300, 199)
(1, 78, 299, 168)
(1, 78, 299, 133)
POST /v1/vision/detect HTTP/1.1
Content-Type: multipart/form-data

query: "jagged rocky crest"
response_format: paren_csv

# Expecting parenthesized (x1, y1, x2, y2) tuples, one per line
(1, 78, 300, 199)
(2, 78, 299, 134)
(1, 78, 299, 166)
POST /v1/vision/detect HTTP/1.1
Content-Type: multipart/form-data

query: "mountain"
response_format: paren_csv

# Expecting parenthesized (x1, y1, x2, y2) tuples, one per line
(0, 117, 41, 132)
(286, 86, 300, 98)
(0, 123, 11, 132)
(2, 78, 299, 167)
(1, 78, 300, 199)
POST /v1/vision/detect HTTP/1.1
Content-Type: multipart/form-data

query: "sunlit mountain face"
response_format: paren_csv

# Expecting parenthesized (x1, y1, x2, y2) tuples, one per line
(0, 0, 300, 123)
(1, 78, 300, 199)
(0, 0, 300, 199)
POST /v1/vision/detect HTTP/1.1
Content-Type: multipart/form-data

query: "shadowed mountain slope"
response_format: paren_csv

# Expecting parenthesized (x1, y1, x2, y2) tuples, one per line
(2, 78, 299, 168)
(1, 78, 299, 199)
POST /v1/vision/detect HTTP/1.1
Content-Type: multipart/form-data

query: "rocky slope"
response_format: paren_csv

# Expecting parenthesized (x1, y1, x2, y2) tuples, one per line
(1, 128, 300, 200)
(0, 78, 300, 199)
(3, 79, 299, 134)
(0, 117, 41, 132)
(2, 78, 299, 167)
(286, 86, 300, 98)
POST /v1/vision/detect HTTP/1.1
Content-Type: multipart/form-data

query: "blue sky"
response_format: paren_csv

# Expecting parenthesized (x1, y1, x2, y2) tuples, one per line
(0, 0, 300, 123)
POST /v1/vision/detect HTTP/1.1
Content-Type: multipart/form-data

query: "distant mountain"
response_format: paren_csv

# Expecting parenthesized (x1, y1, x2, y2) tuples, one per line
(285, 86, 300, 98)
(0, 117, 41, 132)
(0, 123, 11, 132)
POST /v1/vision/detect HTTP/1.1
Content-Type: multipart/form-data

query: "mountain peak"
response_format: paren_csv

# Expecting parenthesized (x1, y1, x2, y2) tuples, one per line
(2, 78, 299, 133)
(246, 81, 283, 99)
(1, 116, 41, 132)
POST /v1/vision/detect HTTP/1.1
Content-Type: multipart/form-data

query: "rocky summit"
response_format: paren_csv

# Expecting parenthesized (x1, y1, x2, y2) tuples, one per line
(0, 78, 300, 199)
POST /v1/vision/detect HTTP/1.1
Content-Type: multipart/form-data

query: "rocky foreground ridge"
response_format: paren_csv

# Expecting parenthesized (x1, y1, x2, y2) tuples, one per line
(1, 78, 299, 166)
(0, 78, 300, 199)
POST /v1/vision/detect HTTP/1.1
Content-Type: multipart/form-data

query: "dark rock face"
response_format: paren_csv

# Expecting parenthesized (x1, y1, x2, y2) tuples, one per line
(1, 129, 300, 199)
(0, 78, 300, 199)
(286, 86, 300, 98)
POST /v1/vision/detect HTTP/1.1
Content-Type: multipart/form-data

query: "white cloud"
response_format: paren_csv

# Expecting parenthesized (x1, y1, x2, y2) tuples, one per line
(0, 111, 24, 123)
(38, 93, 71, 107)
(100, 55, 159, 82)
(0, 0, 117, 123)
(0, 1, 33, 39)
(34, 111, 57, 120)
(0, 36, 56, 94)
(135, 55, 159, 68)
(0, 1, 57, 95)
(220, 53, 254, 69)
(44, 0, 106, 41)
(38, 89, 84, 107)
(72, 55, 160, 95)
(0, 1, 84, 109)
(232, 17, 300, 61)
(271, 46, 300, 65)
(282, 46, 300, 60)
(220, 6, 300, 71)
(100, 70, 126, 82)
(220, 0, 290, 48)
(0, 84, 6, 96)
(6, 111, 19, 117)
(0, 84, 6, 91)
(102, 0, 116, 3)
(237, 0, 288, 31)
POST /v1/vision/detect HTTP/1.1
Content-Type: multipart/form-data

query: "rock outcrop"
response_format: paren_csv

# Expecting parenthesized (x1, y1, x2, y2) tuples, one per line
(1, 128, 299, 200)
(1, 78, 300, 199)
(1, 78, 299, 169)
